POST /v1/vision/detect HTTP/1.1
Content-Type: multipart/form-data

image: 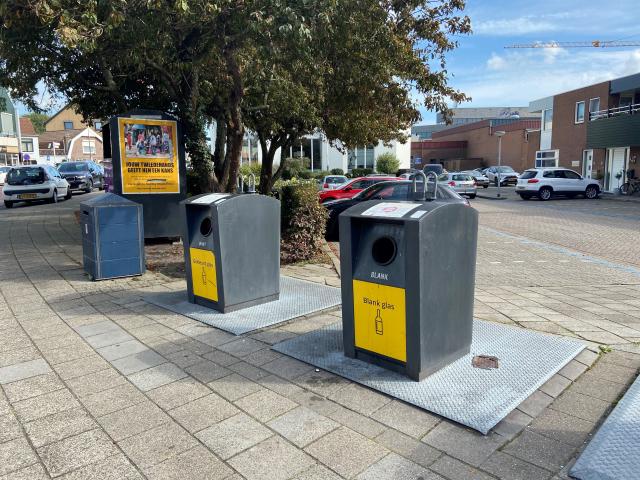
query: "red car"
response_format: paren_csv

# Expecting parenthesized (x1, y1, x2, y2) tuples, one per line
(318, 176, 400, 203)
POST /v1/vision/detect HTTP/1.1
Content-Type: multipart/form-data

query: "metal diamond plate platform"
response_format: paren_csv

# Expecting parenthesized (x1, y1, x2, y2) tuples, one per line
(144, 276, 341, 335)
(272, 321, 584, 434)
(570, 374, 640, 480)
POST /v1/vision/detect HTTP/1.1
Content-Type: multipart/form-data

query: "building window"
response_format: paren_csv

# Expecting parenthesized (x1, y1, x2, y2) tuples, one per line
(589, 98, 600, 115)
(542, 109, 553, 131)
(63, 121, 74, 130)
(535, 150, 559, 168)
(347, 145, 375, 170)
(575, 101, 585, 123)
(94, 121, 102, 130)
(82, 140, 96, 154)
(0, 112, 14, 134)
(21, 139, 34, 152)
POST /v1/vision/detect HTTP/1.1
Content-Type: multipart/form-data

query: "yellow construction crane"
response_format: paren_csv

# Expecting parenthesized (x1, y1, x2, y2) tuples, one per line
(505, 40, 640, 49)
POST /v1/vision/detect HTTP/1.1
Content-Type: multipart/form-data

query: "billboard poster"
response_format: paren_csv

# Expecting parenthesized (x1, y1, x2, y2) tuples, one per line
(118, 117, 180, 194)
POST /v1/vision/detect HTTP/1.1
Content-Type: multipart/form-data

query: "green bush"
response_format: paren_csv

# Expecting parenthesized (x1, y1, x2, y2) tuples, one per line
(350, 167, 373, 178)
(330, 168, 344, 175)
(281, 158, 306, 180)
(298, 169, 313, 179)
(239, 162, 262, 178)
(312, 170, 331, 180)
(186, 168, 203, 196)
(275, 179, 328, 263)
(375, 152, 400, 174)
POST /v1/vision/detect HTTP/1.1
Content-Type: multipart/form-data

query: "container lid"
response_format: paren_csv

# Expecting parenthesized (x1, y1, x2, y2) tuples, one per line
(80, 193, 141, 208)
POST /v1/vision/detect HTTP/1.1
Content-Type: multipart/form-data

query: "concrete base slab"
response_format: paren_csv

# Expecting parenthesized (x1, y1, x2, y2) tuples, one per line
(570, 374, 640, 480)
(272, 321, 584, 434)
(144, 276, 341, 335)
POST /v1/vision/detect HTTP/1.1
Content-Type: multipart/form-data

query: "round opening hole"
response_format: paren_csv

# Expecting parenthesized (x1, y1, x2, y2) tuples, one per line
(200, 217, 213, 237)
(371, 236, 397, 266)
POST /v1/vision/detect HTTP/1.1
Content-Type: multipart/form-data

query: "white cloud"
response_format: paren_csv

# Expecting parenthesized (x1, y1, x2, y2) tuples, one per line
(487, 53, 507, 70)
(474, 17, 559, 36)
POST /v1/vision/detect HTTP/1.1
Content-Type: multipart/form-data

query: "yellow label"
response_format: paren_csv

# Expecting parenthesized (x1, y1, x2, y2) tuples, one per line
(118, 117, 180, 194)
(352, 279, 406, 362)
(190, 248, 218, 301)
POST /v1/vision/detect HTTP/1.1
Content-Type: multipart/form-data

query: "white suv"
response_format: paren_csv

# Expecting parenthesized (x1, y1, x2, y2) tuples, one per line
(516, 168, 600, 201)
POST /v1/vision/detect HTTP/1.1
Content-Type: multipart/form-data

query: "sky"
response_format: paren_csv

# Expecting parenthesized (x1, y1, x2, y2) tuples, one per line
(416, 0, 640, 124)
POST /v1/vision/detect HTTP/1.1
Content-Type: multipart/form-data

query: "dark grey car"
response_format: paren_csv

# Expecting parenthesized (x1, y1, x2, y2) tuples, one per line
(57, 161, 104, 193)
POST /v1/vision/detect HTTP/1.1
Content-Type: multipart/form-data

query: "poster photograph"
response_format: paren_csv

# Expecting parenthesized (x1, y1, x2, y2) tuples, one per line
(118, 117, 180, 194)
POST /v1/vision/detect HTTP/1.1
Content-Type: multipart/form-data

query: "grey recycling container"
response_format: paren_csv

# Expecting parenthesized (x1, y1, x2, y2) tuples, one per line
(339, 176, 478, 380)
(183, 192, 280, 313)
(80, 193, 145, 280)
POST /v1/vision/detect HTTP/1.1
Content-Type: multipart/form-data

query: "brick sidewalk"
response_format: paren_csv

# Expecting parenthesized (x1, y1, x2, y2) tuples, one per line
(0, 194, 638, 479)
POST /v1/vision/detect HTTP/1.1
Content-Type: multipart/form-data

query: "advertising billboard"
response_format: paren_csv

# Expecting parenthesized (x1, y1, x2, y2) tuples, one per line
(118, 117, 179, 194)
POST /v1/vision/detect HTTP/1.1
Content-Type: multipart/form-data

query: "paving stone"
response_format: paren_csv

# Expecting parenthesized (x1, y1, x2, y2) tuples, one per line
(574, 349, 599, 366)
(129, 323, 174, 340)
(79, 383, 147, 417)
(326, 404, 387, 439)
(74, 320, 121, 338)
(184, 360, 231, 383)
(146, 376, 212, 410)
(37, 429, 119, 477)
(291, 464, 343, 480)
(12, 388, 80, 423)
(528, 409, 596, 447)
(493, 409, 533, 441)
(164, 350, 203, 368)
(52, 355, 110, 380)
(0, 346, 41, 369)
(97, 339, 149, 361)
(540, 374, 572, 398)
(24, 407, 97, 448)
(195, 413, 273, 460)
(294, 369, 351, 397)
(588, 360, 638, 385)
(600, 350, 640, 369)
(111, 349, 167, 375)
(430, 455, 495, 480)
(267, 406, 339, 447)
(557, 360, 588, 381)
(304, 427, 388, 478)
(375, 429, 441, 468)
(98, 401, 170, 441)
(570, 371, 629, 402)
(517, 391, 554, 418)
(66, 368, 127, 398)
(127, 363, 187, 391)
(481, 451, 552, 480)
(56, 453, 142, 480)
(357, 452, 441, 480)
(551, 391, 611, 423)
(258, 374, 305, 398)
(292, 390, 342, 417)
(229, 435, 315, 480)
(503, 430, 576, 471)
(169, 393, 238, 433)
(83, 329, 135, 349)
(118, 422, 198, 470)
(329, 383, 391, 416)
(422, 422, 502, 467)
(243, 348, 283, 366)
(41, 342, 96, 365)
(260, 355, 315, 380)
(2, 373, 64, 403)
(234, 388, 298, 422)
(201, 349, 239, 366)
(216, 338, 265, 357)
(226, 361, 270, 381)
(0, 359, 51, 385)
(144, 445, 233, 480)
(370, 400, 440, 439)
(208, 373, 264, 401)
(0, 463, 49, 480)
(0, 414, 22, 443)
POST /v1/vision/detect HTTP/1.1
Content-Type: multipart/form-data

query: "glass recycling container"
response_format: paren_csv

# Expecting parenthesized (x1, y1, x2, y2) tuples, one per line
(338, 176, 479, 380)
(182, 192, 280, 313)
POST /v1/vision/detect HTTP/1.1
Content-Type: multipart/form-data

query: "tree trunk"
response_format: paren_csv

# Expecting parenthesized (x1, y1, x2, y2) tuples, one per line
(212, 115, 227, 183)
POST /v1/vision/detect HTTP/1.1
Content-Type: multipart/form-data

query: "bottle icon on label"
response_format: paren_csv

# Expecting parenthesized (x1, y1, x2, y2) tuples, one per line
(375, 308, 383, 335)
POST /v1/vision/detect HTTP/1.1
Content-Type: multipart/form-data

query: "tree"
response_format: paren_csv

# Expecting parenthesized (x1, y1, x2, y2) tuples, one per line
(24, 113, 49, 134)
(375, 153, 401, 174)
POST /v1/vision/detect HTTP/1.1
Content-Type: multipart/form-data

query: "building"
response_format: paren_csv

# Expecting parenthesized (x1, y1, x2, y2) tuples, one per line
(430, 118, 541, 173)
(529, 72, 640, 192)
(44, 104, 104, 132)
(38, 128, 103, 164)
(0, 87, 20, 166)
(19, 117, 40, 163)
(411, 140, 467, 170)
(208, 125, 411, 172)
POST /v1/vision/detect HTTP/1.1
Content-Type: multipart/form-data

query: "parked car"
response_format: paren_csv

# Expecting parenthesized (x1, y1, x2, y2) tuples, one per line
(437, 172, 477, 199)
(0, 166, 11, 185)
(323, 180, 466, 240)
(485, 166, 519, 186)
(423, 164, 444, 176)
(462, 170, 489, 188)
(320, 175, 348, 191)
(3, 165, 71, 208)
(57, 161, 105, 193)
(516, 168, 600, 201)
(318, 176, 400, 203)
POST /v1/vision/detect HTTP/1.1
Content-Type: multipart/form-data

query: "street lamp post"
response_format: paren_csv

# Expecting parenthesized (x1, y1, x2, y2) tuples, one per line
(494, 131, 506, 199)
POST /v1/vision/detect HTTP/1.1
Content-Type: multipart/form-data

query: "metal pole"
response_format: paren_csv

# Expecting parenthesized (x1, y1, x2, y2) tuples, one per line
(497, 136, 502, 199)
